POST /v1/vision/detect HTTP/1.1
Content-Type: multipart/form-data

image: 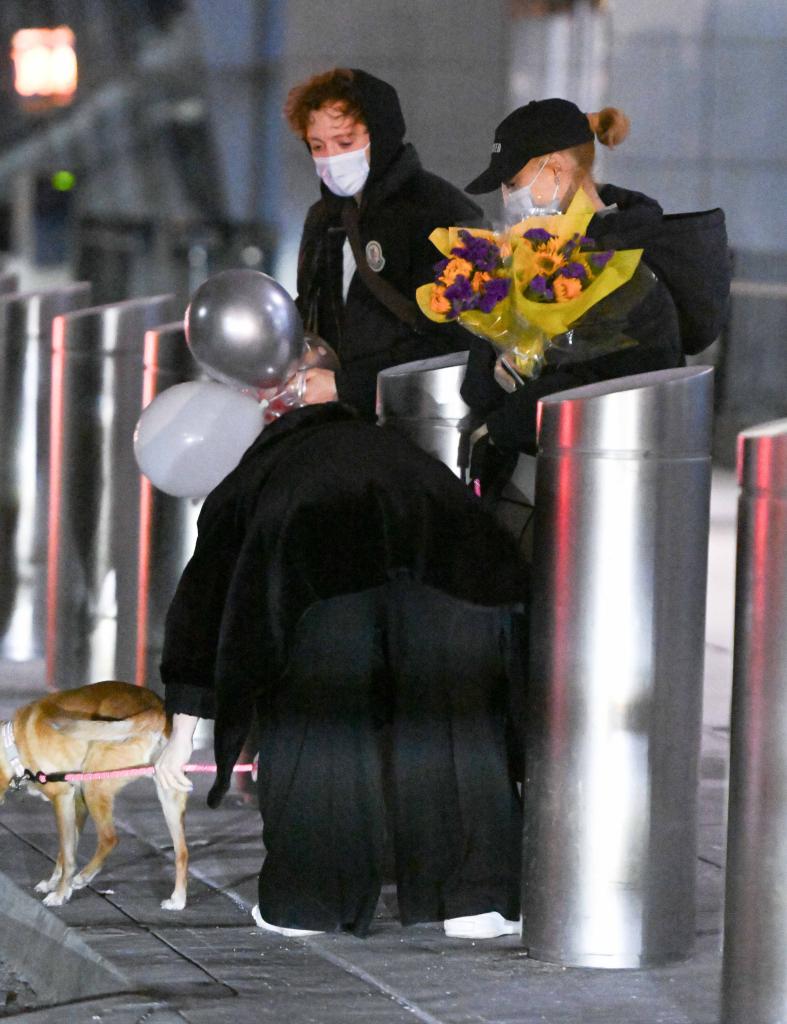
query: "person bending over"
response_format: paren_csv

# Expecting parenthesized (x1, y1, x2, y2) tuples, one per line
(155, 403, 529, 940)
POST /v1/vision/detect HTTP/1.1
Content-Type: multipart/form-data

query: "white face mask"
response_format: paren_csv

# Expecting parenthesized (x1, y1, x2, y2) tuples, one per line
(313, 145, 370, 197)
(502, 158, 561, 222)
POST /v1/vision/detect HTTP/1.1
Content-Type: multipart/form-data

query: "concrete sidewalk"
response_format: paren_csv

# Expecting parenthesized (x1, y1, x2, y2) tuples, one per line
(0, 472, 737, 1024)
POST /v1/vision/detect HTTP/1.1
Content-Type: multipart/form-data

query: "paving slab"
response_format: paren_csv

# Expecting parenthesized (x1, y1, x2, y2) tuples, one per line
(2, 996, 185, 1023)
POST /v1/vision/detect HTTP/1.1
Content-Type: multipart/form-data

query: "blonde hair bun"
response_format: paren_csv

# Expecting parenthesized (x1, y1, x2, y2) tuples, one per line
(587, 107, 630, 148)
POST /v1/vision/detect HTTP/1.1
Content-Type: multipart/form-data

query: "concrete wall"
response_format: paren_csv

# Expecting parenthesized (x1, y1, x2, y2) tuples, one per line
(606, 0, 787, 254)
(509, 0, 787, 258)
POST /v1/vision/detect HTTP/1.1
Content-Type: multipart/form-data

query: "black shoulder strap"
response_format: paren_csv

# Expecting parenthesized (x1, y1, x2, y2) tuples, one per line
(341, 202, 422, 331)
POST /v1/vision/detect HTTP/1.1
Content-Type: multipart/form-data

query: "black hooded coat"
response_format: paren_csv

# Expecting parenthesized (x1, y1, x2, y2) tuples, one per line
(295, 70, 483, 417)
(460, 184, 731, 454)
(160, 404, 529, 809)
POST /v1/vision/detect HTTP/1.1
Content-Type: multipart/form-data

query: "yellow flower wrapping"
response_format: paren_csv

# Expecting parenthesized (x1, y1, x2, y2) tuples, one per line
(415, 225, 513, 332)
(415, 190, 645, 378)
(511, 247, 644, 337)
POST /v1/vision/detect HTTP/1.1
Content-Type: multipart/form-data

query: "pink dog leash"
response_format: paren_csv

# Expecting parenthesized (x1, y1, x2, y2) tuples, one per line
(32, 762, 257, 785)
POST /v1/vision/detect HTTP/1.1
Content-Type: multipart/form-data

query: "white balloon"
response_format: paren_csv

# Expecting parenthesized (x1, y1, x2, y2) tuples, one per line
(134, 380, 264, 498)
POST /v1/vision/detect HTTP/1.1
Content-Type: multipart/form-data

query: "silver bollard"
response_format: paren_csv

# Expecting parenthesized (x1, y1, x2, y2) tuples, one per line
(135, 322, 201, 692)
(0, 284, 91, 660)
(47, 295, 176, 689)
(524, 366, 714, 968)
(721, 418, 787, 1024)
(376, 352, 472, 478)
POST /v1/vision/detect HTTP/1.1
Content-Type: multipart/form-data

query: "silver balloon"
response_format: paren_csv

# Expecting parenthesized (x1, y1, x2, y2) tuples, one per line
(185, 269, 304, 390)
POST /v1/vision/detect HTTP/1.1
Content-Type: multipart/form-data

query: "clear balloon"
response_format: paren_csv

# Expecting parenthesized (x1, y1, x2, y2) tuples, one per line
(255, 334, 341, 424)
(134, 380, 265, 498)
(301, 333, 340, 372)
(185, 269, 304, 390)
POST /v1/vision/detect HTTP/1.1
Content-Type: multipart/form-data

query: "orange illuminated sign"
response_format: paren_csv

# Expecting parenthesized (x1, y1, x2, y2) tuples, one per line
(11, 27, 77, 105)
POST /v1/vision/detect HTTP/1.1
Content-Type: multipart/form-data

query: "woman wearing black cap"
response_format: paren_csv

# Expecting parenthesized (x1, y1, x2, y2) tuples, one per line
(461, 98, 730, 474)
(283, 67, 482, 418)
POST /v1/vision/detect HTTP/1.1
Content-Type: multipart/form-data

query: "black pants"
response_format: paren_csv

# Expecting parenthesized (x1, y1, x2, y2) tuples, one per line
(255, 578, 524, 935)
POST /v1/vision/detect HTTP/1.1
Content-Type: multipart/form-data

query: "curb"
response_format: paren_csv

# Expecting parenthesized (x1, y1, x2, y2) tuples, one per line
(0, 868, 130, 1005)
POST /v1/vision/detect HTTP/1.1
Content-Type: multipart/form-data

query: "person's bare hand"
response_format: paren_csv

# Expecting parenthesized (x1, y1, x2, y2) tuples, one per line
(155, 714, 197, 793)
(288, 367, 338, 404)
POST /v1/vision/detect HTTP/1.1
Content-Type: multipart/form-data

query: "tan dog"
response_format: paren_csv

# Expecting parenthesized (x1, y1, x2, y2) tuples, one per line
(0, 681, 188, 910)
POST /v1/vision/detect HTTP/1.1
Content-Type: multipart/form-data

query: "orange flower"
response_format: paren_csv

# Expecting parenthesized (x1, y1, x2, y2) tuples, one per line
(430, 285, 451, 315)
(471, 271, 492, 293)
(439, 257, 474, 286)
(553, 275, 583, 302)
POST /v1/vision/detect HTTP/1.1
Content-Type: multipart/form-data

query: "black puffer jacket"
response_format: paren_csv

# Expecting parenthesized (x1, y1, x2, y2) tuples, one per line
(296, 69, 483, 417)
(461, 184, 731, 454)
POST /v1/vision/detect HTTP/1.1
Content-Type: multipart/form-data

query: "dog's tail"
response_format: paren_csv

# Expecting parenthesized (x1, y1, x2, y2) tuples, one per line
(50, 708, 163, 741)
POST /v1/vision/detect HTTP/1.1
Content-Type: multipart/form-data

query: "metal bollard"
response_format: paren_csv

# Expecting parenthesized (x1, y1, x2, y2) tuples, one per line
(376, 352, 472, 479)
(721, 419, 787, 1024)
(524, 366, 714, 968)
(135, 322, 201, 692)
(47, 295, 176, 689)
(0, 284, 91, 660)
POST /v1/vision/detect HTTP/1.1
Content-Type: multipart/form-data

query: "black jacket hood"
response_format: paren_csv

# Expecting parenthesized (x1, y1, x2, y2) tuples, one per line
(349, 69, 406, 185)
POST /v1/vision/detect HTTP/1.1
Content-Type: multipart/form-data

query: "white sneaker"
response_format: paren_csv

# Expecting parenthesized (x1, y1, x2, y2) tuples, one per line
(443, 911, 522, 938)
(251, 903, 324, 937)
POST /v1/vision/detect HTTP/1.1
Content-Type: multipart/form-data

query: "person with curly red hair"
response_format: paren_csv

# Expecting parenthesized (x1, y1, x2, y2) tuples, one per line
(283, 68, 483, 416)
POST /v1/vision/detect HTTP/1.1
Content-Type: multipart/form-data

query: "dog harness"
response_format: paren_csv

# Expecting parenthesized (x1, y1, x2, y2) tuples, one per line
(1, 720, 33, 787)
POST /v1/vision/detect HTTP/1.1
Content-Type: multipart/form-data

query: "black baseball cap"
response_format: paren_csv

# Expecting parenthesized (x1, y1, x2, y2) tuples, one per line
(465, 98, 594, 194)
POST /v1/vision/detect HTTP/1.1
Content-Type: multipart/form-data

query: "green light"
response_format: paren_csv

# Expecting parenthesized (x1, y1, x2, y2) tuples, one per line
(52, 170, 76, 191)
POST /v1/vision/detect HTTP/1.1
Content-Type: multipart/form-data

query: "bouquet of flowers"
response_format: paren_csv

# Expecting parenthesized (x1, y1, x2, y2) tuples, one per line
(416, 189, 648, 380)
(417, 227, 513, 341)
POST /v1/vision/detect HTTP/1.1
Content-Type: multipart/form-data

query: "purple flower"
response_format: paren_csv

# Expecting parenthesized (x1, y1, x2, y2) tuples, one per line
(452, 230, 501, 273)
(476, 276, 511, 313)
(529, 274, 549, 294)
(562, 261, 588, 279)
(523, 228, 555, 246)
(444, 274, 476, 314)
(560, 233, 582, 259)
(527, 274, 555, 301)
(433, 257, 450, 276)
(589, 250, 614, 268)
(579, 235, 595, 247)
